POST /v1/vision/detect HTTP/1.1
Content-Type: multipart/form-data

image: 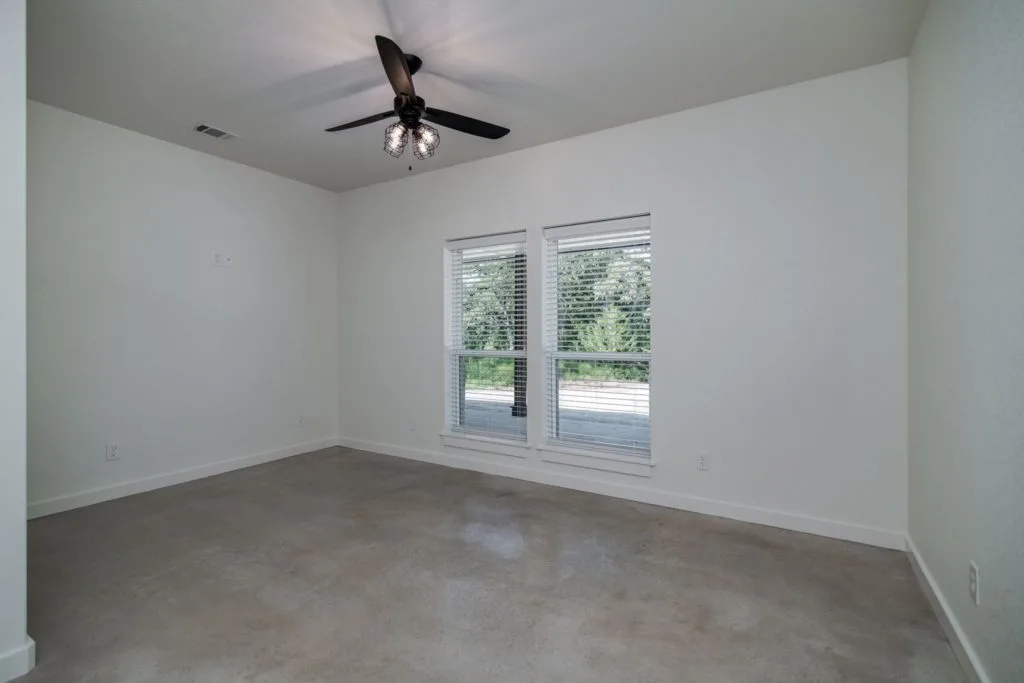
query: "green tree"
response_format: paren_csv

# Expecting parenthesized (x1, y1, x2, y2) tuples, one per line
(462, 257, 517, 351)
(556, 245, 651, 381)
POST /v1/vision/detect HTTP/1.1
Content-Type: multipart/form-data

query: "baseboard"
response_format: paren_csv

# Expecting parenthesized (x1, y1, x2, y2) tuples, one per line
(28, 438, 339, 519)
(0, 637, 35, 683)
(337, 437, 906, 550)
(906, 536, 990, 683)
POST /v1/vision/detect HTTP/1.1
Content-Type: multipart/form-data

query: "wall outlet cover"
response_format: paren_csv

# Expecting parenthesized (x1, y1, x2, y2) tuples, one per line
(105, 444, 120, 461)
(697, 452, 712, 472)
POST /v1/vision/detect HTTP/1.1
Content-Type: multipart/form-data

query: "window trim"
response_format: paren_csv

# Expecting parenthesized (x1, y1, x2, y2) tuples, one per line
(444, 231, 528, 442)
(446, 231, 530, 250)
(543, 214, 650, 239)
(441, 218, 653, 471)
(440, 431, 531, 459)
(539, 443, 653, 477)
(542, 216, 652, 460)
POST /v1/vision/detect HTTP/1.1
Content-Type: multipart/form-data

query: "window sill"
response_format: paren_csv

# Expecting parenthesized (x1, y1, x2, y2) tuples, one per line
(440, 432, 530, 459)
(539, 443, 653, 478)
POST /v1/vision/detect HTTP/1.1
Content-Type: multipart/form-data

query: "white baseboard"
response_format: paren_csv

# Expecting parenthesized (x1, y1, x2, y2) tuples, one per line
(27, 438, 339, 519)
(0, 637, 35, 683)
(337, 437, 906, 550)
(906, 536, 990, 683)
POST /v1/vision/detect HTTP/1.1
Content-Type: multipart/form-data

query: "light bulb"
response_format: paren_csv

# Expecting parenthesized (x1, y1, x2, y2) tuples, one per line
(410, 123, 439, 160)
(383, 121, 410, 158)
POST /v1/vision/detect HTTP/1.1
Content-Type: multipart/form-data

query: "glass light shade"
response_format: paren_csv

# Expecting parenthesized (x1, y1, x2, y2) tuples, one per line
(412, 123, 439, 160)
(384, 121, 410, 158)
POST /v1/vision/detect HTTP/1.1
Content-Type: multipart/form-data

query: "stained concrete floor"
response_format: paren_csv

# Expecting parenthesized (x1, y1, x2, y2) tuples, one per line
(24, 447, 964, 683)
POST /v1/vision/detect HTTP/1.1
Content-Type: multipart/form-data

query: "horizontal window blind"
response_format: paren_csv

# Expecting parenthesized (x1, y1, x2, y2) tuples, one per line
(447, 234, 528, 440)
(545, 218, 651, 456)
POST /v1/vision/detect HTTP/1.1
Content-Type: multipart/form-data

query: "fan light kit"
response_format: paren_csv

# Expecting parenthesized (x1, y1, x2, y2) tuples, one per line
(326, 36, 509, 160)
(384, 121, 439, 159)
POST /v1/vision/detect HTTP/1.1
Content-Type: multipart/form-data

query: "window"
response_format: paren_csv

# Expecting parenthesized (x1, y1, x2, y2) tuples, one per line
(446, 233, 527, 441)
(544, 216, 651, 457)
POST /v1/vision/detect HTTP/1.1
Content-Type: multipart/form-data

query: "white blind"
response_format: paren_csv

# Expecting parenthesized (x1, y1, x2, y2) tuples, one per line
(447, 235, 528, 440)
(544, 218, 651, 455)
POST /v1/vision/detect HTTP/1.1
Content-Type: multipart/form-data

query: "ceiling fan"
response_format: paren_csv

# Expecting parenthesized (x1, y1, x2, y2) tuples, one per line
(325, 36, 510, 160)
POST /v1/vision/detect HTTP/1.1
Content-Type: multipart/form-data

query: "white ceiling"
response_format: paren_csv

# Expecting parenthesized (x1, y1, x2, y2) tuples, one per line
(28, 0, 926, 193)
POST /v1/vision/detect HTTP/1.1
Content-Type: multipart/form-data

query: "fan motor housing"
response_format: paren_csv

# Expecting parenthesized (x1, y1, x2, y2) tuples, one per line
(395, 96, 425, 125)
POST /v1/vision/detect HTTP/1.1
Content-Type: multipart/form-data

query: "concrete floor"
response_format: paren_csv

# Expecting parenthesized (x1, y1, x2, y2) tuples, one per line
(23, 447, 964, 683)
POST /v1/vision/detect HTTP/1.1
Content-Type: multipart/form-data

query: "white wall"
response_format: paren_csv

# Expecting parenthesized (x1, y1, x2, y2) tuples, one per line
(0, 2, 35, 680)
(27, 102, 339, 515)
(908, 2, 1024, 681)
(336, 60, 909, 549)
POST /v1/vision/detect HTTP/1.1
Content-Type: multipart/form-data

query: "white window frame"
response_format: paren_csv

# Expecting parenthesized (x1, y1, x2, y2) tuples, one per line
(443, 231, 529, 449)
(541, 215, 653, 474)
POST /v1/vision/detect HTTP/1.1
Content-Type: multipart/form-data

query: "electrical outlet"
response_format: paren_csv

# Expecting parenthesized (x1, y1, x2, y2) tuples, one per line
(697, 452, 712, 472)
(408, 419, 418, 433)
(212, 252, 233, 267)
(105, 444, 120, 462)
(969, 561, 980, 606)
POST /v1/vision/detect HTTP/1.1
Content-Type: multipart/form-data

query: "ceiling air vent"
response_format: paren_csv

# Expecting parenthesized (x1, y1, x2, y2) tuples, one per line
(194, 124, 237, 141)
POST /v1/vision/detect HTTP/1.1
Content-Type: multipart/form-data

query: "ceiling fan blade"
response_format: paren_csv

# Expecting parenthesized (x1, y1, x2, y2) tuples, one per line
(375, 35, 416, 97)
(325, 111, 395, 133)
(423, 107, 510, 139)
